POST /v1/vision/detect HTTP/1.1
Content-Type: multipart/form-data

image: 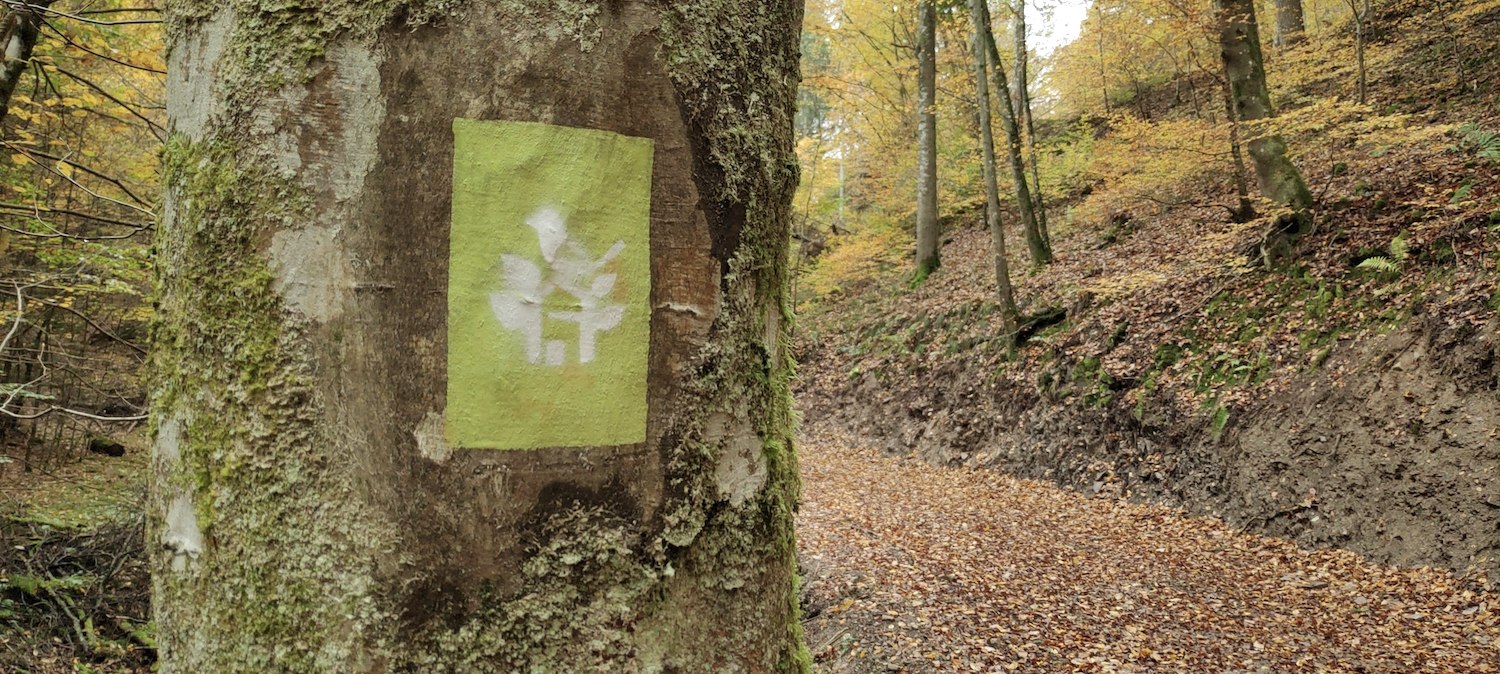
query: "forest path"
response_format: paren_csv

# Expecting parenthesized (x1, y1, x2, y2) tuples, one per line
(795, 428, 1499, 673)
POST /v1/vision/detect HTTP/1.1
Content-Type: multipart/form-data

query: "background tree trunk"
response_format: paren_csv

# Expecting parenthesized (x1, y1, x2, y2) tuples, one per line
(1011, 0, 1051, 251)
(915, 0, 940, 279)
(1220, 74, 1258, 222)
(1274, 0, 1306, 48)
(0, 0, 56, 124)
(967, 0, 1021, 336)
(1347, 0, 1370, 104)
(155, 3, 808, 672)
(1215, 0, 1314, 218)
(977, 0, 1052, 267)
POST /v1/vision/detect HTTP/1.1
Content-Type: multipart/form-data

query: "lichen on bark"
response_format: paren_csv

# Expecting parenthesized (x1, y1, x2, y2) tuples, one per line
(153, 134, 398, 670)
(157, 1, 810, 671)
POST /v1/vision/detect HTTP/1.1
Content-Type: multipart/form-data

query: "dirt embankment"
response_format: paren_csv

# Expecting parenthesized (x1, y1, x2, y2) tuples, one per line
(799, 315, 1500, 578)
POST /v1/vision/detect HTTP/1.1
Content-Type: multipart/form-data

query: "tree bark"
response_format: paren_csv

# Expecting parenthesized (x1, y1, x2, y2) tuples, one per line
(1347, 0, 1369, 104)
(977, 0, 1051, 267)
(155, 3, 808, 672)
(1010, 0, 1051, 250)
(967, 0, 1021, 337)
(1214, 0, 1314, 232)
(915, 0, 940, 280)
(1273, 0, 1305, 48)
(1220, 73, 1257, 222)
(0, 0, 55, 125)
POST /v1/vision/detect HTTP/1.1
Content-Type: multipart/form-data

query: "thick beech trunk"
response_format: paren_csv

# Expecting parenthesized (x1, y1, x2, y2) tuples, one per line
(967, 0, 1021, 335)
(155, 2, 808, 672)
(915, 0, 940, 279)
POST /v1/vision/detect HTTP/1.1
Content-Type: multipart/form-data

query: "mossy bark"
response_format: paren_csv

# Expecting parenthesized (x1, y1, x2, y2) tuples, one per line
(153, 2, 809, 671)
(1215, 0, 1313, 213)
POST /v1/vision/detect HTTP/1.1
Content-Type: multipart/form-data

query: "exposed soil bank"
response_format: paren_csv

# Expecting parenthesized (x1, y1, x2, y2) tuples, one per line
(799, 316, 1500, 579)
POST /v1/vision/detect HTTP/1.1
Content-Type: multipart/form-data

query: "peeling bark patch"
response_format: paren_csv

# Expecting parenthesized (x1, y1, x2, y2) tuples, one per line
(165, 10, 233, 139)
(306, 42, 385, 202)
(269, 225, 350, 323)
(707, 412, 769, 507)
(155, 415, 184, 468)
(415, 411, 451, 463)
(163, 493, 205, 573)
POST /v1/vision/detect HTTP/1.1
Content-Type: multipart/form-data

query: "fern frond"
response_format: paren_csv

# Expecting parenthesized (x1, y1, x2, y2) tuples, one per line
(1357, 256, 1399, 273)
(1459, 123, 1500, 162)
(1389, 234, 1409, 262)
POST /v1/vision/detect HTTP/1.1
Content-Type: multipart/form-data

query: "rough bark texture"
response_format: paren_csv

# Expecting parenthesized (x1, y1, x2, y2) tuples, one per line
(1274, 0, 1306, 48)
(915, 0, 939, 280)
(967, 0, 1019, 334)
(0, 0, 55, 125)
(153, 2, 808, 672)
(977, 1, 1051, 268)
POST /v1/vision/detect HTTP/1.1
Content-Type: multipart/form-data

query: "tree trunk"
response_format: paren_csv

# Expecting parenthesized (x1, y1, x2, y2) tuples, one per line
(967, 0, 1021, 337)
(1096, 5, 1111, 114)
(1011, 0, 1051, 250)
(1274, 0, 1305, 48)
(915, 0, 940, 280)
(1348, 0, 1369, 104)
(1221, 74, 1257, 222)
(976, 0, 1051, 267)
(1214, 0, 1315, 262)
(0, 0, 55, 125)
(155, 3, 809, 672)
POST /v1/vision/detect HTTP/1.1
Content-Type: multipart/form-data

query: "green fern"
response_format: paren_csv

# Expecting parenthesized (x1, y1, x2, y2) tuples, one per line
(1357, 232, 1410, 276)
(1459, 123, 1500, 162)
(1389, 233, 1408, 262)
(1357, 256, 1399, 273)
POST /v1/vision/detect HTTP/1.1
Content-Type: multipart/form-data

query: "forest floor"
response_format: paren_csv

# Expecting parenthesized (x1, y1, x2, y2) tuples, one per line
(796, 426, 1500, 674)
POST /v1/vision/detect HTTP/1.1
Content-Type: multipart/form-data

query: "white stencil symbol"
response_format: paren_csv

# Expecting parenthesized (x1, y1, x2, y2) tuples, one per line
(490, 207, 627, 366)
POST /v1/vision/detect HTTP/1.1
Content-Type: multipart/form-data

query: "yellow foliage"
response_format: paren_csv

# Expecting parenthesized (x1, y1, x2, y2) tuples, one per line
(1450, 0, 1500, 22)
(800, 220, 907, 299)
(1068, 114, 1228, 229)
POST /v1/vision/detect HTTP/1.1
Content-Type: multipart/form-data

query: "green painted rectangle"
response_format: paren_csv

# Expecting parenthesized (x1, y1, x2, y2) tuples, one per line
(447, 119, 653, 450)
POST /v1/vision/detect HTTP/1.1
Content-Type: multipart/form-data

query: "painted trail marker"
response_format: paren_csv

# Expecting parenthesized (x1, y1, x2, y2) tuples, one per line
(448, 120, 653, 450)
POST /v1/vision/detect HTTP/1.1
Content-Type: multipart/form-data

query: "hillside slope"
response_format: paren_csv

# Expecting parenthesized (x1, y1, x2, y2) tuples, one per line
(796, 0, 1500, 578)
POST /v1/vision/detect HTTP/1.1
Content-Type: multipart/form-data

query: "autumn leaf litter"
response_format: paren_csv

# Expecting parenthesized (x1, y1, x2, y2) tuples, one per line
(796, 426, 1499, 673)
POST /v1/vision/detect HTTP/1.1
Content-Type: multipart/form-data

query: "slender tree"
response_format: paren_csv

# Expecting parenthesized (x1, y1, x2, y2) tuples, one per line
(977, 0, 1052, 266)
(156, 2, 808, 671)
(1214, 0, 1315, 261)
(1345, 0, 1371, 104)
(1273, 0, 1306, 47)
(915, 0, 940, 279)
(1010, 0, 1051, 249)
(967, 0, 1021, 337)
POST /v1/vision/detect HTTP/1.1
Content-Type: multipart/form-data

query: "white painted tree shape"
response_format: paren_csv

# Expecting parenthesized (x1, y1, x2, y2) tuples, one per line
(490, 207, 627, 366)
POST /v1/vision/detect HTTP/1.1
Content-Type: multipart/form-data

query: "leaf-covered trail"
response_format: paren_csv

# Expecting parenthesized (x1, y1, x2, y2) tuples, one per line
(796, 429, 1499, 673)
